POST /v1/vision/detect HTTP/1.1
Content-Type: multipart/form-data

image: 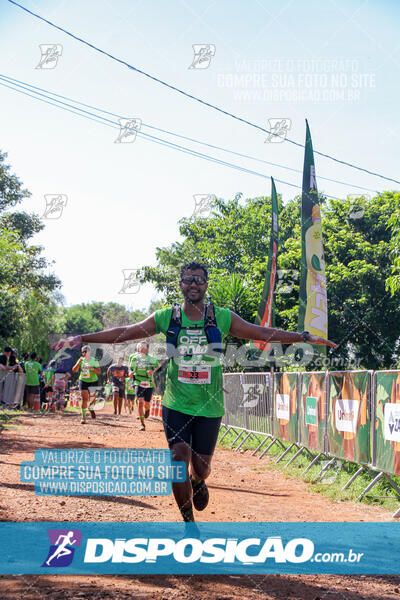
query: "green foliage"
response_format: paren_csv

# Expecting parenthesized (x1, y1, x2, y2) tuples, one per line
(141, 190, 400, 370)
(0, 150, 61, 355)
(8, 293, 65, 360)
(387, 207, 400, 296)
(208, 273, 253, 321)
(62, 302, 148, 335)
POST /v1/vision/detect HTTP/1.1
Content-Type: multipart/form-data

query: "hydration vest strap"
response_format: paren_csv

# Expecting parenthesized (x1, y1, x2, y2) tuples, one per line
(166, 303, 182, 357)
(204, 302, 223, 353)
(204, 302, 216, 328)
(166, 302, 223, 354)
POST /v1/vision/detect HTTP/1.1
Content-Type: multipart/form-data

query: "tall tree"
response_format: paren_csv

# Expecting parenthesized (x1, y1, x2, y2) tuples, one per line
(0, 150, 61, 353)
(141, 191, 400, 370)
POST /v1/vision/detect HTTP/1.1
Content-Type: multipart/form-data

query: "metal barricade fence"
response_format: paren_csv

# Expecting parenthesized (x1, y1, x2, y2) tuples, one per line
(221, 373, 272, 449)
(0, 371, 26, 409)
(221, 370, 400, 518)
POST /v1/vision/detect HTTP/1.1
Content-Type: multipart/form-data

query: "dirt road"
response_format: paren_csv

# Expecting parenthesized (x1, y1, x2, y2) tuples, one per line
(0, 406, 399, 599)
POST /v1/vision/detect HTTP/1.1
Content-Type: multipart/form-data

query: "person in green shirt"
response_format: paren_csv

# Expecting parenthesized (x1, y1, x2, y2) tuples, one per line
(24, 352, 43, 408)
(53, 261, 336, 523)
(43, 360, 55, 402)
(129, 342, 159, 431)
(72, 345, 101, 424)
(125, 375, 136, 414)
(105, 381, 113, 403)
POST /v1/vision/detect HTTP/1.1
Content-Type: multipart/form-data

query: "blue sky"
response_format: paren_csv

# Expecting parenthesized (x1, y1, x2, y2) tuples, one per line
(0, 0, 399, 310)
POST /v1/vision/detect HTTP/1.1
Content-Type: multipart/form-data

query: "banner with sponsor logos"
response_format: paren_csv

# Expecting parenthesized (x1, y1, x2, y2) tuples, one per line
(254, 177, 279, 353)
(299, 372, 326, 452)
(374, 371, 400, 476)
(273, 372, 299, 443)
(326, 372, 370, 463)
(1, 522, 399, 575)
(298, 120, 328, 364)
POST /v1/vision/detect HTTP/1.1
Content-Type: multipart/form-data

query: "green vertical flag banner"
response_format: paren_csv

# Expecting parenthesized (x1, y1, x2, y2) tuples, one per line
(254, 177, 279, 351)
(298, 120, 328, 356)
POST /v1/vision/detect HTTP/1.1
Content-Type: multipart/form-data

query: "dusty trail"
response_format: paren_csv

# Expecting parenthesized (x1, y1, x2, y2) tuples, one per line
(0, 405, 398, 599)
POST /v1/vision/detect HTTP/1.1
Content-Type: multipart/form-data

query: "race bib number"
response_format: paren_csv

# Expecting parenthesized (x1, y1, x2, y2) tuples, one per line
(178, 365, 211, 384)
(81, 363, 90, 378)
(139, 381, 151, 388)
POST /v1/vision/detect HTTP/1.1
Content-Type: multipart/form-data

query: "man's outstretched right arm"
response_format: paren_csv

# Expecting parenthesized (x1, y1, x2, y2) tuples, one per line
(53, 314, 157, 350)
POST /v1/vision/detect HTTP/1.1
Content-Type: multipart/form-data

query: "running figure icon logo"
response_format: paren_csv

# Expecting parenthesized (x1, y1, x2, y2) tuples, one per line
(42, 529, 82, 568)
(240, 383, 264, 408)
(189, 44, 216, 69)
(119, 269, 141, 294)
(36, 44, 63, 69)
(192, 194, 216, 218)
(42, 194, 68, 219)
(115, 118, 142, 143)
(265, 118, 291, 143)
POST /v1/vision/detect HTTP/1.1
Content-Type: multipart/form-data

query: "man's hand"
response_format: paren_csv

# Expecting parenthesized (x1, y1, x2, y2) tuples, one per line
(51, 335, 82, 351)
(146, 369, 154, 376)
(307, 334, 338, 348)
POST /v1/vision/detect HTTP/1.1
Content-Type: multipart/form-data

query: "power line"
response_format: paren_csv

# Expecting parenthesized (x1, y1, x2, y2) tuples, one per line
(0, 76, 305, 191)
(6, 0, 400, 186)
(0, 73, 378, 195)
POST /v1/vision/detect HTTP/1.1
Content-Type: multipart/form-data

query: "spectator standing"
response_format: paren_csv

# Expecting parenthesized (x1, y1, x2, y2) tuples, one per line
(24, 352, 43, 409)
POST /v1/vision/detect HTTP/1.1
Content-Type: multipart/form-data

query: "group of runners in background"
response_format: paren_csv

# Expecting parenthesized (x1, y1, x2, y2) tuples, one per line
(72, 341, 160, 428)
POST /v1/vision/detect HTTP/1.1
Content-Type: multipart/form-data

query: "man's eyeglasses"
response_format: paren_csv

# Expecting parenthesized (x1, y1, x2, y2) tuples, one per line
(181, 275, 207, 285)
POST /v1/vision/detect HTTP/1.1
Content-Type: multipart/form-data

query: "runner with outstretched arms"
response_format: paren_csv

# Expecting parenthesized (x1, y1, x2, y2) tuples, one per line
(53, 262, 337, 522)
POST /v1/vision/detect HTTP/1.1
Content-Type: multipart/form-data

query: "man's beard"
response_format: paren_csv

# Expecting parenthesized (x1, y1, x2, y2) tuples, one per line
(183, 290, 205, 304)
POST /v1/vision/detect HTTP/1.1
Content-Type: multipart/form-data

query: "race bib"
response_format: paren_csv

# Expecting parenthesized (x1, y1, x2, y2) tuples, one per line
(54, 374, 65, 389)
(139, 381, 151, 388)
(178, 365, 211, 384)
(81, 363, 90, 378)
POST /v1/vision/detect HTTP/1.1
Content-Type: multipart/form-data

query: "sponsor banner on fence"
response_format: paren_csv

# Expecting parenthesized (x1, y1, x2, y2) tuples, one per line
(273, 373, 299, 443)
(299, 372, 326, 452)
(326, 372, 370, 463)
(1, 522, 399, 575)
(375, 371, 400, 476)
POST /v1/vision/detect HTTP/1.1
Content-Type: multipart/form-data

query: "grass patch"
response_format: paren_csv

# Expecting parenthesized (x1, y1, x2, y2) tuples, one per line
(0, 405, 81, 429)
(217, 428, 400, 513)
(0, 408, 30, 430)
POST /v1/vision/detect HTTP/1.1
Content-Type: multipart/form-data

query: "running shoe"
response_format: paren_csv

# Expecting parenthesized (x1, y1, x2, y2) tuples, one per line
(140, 424, 146, 431)
(80, 418, 87, 424)
(190, 475, 209, 511)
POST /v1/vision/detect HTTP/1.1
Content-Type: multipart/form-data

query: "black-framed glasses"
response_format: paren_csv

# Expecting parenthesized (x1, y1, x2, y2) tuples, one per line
(181, 275, 207, 285)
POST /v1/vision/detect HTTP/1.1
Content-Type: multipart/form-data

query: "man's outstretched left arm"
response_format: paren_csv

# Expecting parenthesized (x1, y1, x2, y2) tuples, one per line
(229, 312, 337, 348)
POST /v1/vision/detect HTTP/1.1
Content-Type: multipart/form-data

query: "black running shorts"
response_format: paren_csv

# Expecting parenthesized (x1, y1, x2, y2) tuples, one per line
(135, 386, 153, 402)
(79, 380, 98, 392)
(162, 405, 222, 456)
